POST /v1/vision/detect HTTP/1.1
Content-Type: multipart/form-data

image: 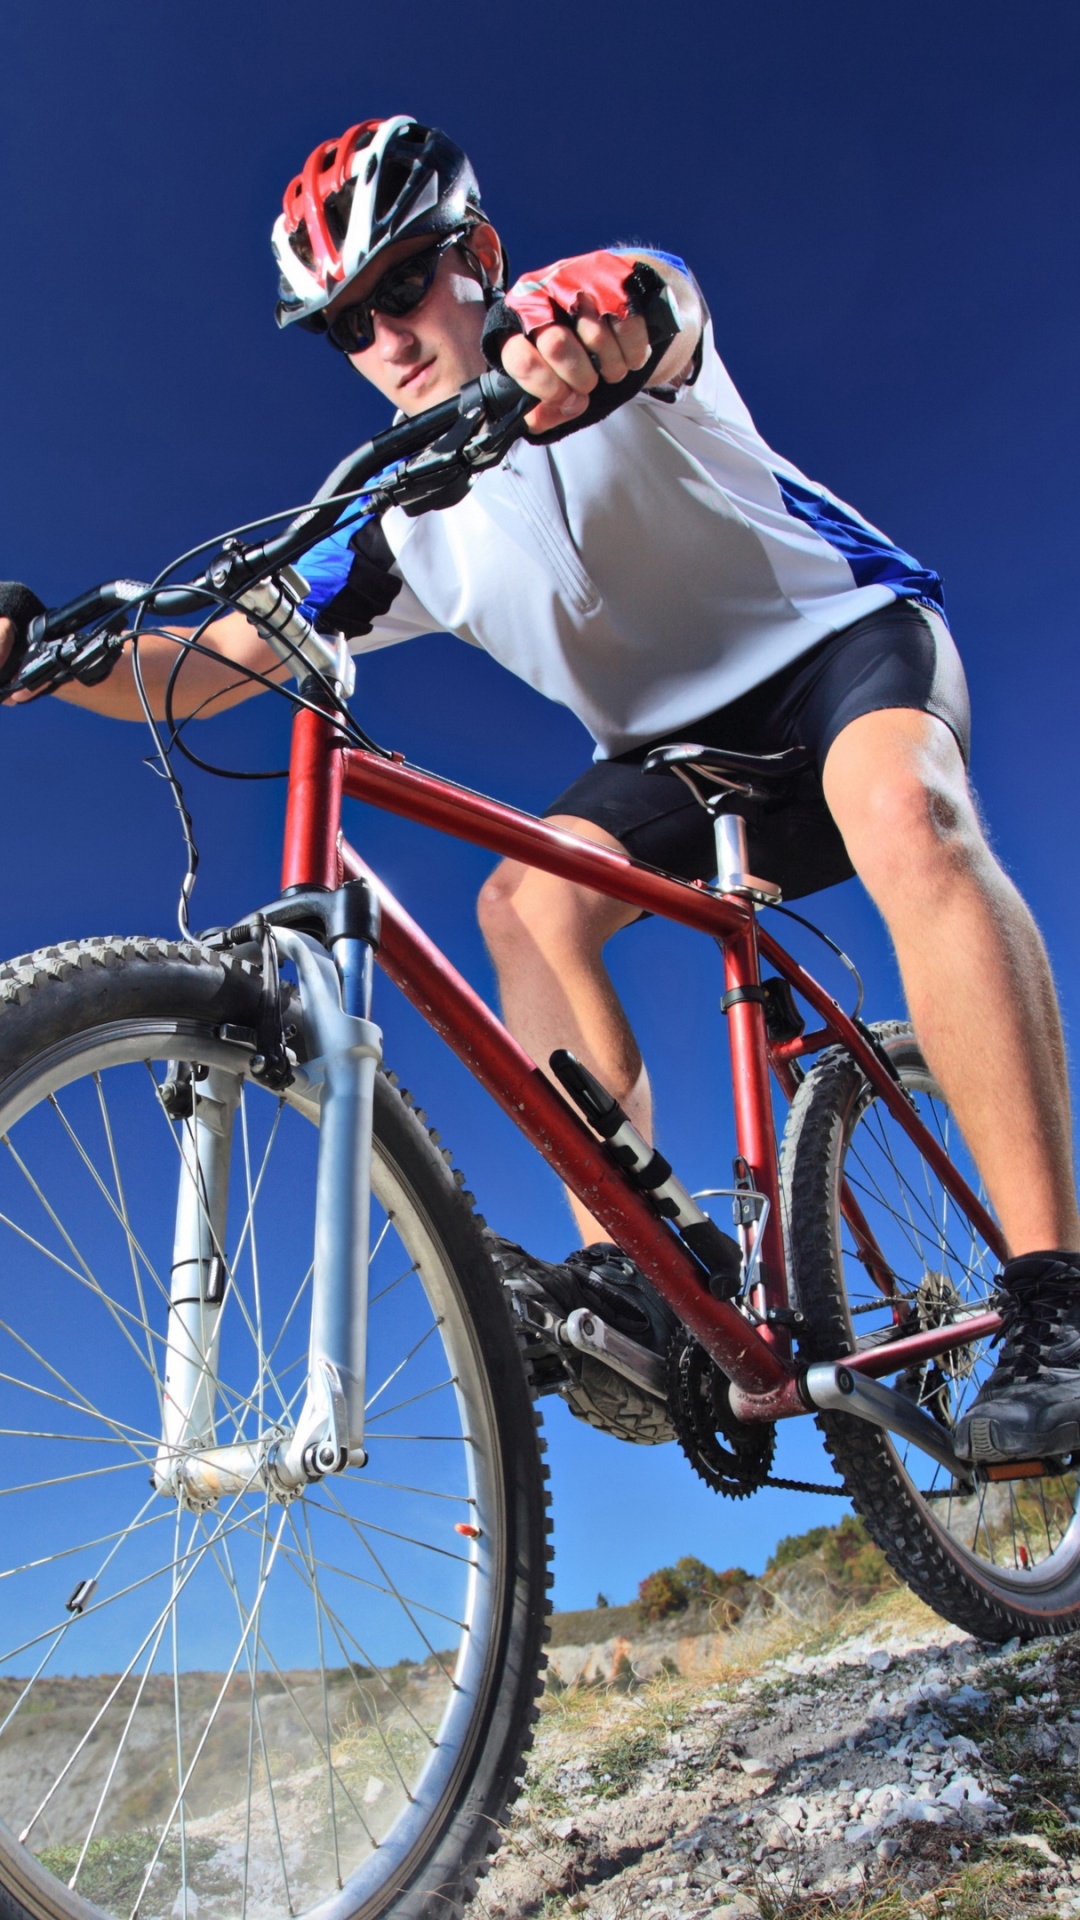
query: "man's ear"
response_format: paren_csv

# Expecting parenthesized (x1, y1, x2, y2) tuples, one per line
(465, 222, 506, 292)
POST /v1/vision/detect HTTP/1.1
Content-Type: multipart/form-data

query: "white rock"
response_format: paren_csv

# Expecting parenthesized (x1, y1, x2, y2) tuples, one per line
(1008, 1832, 1065, 1869)
(738, 1756, 773, 1776)
(550, 1815, 578, 1839)
(363, 1776, 386, 1805)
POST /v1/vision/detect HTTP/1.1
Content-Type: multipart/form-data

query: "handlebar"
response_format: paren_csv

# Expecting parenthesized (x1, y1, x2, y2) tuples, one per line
(7, 266, 681, 702)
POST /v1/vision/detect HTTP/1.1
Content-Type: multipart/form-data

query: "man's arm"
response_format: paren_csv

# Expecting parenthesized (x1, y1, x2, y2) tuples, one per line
(496, 251, 704, 438)
(0, 609, 287, 720)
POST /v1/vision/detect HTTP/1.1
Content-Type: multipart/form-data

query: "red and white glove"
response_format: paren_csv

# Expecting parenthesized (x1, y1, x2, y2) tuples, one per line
(482, 253, 673, 441)
(502, 250, 650, 336)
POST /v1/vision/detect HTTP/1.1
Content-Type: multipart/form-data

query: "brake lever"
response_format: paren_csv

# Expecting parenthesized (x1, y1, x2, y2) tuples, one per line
(1, 617, 130, 703)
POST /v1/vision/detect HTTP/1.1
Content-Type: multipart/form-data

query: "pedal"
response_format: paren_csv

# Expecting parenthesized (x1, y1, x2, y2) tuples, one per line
(984, 1457, 1069, 1482)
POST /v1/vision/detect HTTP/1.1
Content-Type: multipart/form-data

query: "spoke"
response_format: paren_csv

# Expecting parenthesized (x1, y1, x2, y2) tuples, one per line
(0, 1505, 172, 1589)
(321, 1480, 461, 1676)
(364, 1318, 444, 1415)
(366, 1377, 457, 1425)
(0, 1455, 153, 1498)
(275, 1535, 428, 1799)
(0, 1207, 169, 1354)
(18, 1482, 263, 1842)
(67, 1543, 181, 1891)
(297, 1504, 342, 1890)
(273, 1533, 467, 1630)
(130, 1506, 289, 1920)
(358, 1477, 475, 1505)
(93, 1072, 163, 1400)
(1, 1498, 263, 1668)
(0, 1332, 161, 1451)
(2, 1133, 164, 1385)
(303, 1500, 474, 1567)
(208, 1515, 297, 1919)
(368, 1258, 420, 1311)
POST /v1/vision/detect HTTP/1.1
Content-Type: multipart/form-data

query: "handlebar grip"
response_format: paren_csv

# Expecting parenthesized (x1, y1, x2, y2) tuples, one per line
(475, 367, 530, 419)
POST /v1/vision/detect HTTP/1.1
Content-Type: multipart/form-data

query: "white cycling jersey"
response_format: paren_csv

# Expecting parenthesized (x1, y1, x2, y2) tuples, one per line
(300, 304, 943, 761)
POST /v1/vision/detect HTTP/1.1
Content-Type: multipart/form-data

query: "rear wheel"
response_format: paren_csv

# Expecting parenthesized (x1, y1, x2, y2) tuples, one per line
(0, 937, 549, 1920)
(782, 1021, 1080, 1641)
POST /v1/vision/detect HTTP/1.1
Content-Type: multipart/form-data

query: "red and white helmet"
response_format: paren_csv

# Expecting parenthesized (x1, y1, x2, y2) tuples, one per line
(272, 115, 490, 330)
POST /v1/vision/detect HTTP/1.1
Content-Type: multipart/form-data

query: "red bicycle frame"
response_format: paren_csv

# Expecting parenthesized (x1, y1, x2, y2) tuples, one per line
(281, 706, 1004, 1420)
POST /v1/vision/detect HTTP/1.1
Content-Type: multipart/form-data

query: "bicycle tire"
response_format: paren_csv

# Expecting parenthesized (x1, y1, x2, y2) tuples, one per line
(0, 936, 549, 1920)
(781, 1020, 1080, 1641)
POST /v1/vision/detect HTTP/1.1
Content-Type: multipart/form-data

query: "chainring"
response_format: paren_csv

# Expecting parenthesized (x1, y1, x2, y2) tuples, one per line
(668, 1326, 775, 1499)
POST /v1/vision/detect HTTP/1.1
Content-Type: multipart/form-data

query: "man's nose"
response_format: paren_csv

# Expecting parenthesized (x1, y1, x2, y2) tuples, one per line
(372, 312, 418, 358)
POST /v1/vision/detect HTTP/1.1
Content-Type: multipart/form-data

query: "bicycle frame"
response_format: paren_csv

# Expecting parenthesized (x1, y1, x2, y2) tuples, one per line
(274, 704, 1005, 1424)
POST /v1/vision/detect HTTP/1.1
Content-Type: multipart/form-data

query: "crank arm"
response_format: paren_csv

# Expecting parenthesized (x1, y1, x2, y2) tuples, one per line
(562, 1307, 667, 1401)
(803, 1362, 974, 1488)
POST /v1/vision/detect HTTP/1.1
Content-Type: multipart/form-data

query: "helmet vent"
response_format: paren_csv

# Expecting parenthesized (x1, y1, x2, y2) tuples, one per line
(373, 153, 415, 224)
(289, 219, 316, 272)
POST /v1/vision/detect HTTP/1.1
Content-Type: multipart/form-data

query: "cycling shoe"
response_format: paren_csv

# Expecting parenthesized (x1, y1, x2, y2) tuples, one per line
(953, 1251, 1080, 1463)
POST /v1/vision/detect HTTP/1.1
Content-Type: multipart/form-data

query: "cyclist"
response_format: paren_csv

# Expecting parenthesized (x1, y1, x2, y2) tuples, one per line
(2, 114, 1078, 1466)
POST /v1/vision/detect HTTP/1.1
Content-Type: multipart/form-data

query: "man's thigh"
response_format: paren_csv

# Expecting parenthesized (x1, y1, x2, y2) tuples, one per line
(543, 599, 973, 903)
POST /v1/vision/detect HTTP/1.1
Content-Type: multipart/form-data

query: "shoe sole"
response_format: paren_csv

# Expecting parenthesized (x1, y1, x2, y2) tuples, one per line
(957, 1413, 1080, 1465)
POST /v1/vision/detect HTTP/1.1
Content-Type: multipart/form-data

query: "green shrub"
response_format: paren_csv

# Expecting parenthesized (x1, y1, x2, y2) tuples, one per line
(636, 1556, 751, 1624)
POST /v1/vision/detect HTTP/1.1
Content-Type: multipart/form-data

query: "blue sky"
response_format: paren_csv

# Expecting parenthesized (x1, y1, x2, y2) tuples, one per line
(2, 1, 1079, 1607)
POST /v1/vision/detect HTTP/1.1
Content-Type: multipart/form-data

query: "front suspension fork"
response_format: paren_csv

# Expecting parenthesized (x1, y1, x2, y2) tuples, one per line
(156, 901, 383, 1504)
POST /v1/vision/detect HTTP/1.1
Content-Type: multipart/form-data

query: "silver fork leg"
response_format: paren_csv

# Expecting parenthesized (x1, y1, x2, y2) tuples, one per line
(155, 1068, 242, 1490)
(272, 927, 383, 1481)
(158, 928, 382, 1504)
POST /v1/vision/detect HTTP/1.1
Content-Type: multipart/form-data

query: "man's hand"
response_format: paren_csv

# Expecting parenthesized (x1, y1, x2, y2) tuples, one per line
(493, 250, 699, 436)
(0, 616, 32, 704)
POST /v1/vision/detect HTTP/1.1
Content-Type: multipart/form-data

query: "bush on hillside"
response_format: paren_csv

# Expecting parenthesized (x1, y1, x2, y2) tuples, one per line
(636, 1555, 751, 1625)
(766, 1516, 897, 1601)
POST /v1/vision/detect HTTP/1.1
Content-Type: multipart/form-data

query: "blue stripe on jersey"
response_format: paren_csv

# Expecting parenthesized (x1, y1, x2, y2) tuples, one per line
(294, 504, 377, 622)
(614, 247, 690, 279)
(774, 473, 946, 617)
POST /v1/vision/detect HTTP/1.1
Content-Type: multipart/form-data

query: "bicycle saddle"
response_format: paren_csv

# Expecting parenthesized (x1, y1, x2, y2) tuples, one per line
(642, 742, 813, 804)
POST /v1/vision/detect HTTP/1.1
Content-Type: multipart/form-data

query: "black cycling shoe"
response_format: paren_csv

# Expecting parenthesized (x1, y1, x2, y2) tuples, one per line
(489, 1236, 676, 1359)
(953, 1251, 1080, 1463)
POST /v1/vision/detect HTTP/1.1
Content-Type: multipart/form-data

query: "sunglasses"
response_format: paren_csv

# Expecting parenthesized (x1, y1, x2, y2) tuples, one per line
(325, 235, 466, 355)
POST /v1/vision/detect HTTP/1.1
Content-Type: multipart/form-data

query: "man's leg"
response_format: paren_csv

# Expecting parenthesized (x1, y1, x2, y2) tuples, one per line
(477, 816, 646, 1244)
(822, 707, 1080, 1257)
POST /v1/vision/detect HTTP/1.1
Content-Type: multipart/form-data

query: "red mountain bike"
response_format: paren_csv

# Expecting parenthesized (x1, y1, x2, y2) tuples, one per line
(0, 363, 1072, 1920)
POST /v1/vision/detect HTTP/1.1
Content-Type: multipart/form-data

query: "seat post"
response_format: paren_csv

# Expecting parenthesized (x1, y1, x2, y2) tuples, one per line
(714, 810, 752, 892)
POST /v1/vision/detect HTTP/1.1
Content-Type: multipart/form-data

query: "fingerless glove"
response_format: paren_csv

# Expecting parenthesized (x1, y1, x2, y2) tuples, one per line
(0, 582, 46, 688)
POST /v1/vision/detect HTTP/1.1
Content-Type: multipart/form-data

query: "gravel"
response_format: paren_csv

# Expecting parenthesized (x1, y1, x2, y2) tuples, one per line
(477, 1604, 1080, 1918)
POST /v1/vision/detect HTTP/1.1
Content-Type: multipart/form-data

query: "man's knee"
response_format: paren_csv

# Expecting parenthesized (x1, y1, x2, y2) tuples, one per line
(477, 862, 581, 963)
(824, 713, 985, 902)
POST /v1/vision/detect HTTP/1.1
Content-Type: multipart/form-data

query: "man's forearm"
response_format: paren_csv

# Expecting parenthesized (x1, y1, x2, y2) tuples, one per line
(54, 612, 288, 721)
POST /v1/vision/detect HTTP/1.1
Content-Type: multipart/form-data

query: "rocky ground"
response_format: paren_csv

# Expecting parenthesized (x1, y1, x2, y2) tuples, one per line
(474, 1589, 1080, 1920)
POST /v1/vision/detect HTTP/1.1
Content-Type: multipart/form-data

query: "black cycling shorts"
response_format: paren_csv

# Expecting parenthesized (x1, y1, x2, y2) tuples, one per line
(543, 599, 971, 901)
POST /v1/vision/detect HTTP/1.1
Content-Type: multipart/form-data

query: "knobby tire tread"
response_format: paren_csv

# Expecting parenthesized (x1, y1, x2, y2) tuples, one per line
(782, 1021, 1080, 1643)
(0, 939, 552, 1920)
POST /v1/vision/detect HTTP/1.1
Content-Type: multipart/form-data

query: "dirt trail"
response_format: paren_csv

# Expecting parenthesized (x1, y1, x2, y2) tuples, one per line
(476, 1590, 1080, 1920)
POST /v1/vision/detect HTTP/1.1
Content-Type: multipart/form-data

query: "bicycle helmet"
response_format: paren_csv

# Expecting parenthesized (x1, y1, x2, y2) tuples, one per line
(273, 115, 492, 331)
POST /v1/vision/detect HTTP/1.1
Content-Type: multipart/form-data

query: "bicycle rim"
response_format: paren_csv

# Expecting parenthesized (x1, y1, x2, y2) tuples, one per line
(785, 1025, 1080, 1626)
(0, 1019, 521, 1920)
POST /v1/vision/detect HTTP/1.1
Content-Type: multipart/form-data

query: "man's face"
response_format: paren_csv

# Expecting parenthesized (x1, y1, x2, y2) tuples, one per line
(325, 228, 499, 416)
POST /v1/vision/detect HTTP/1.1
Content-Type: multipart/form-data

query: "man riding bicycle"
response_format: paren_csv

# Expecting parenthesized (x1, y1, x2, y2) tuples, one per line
(1, 114, 1077, 1467)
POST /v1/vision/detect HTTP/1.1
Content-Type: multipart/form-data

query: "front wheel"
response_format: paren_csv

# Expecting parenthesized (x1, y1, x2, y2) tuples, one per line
(0, 936, 549, 1920)
(782, 1021, 1080, 1641)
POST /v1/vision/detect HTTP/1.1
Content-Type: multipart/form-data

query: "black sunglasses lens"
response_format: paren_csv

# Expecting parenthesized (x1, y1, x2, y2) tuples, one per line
(326, 239, 456, 353)
(375, 254, 440, 318)
(327, 305, 374, 354)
